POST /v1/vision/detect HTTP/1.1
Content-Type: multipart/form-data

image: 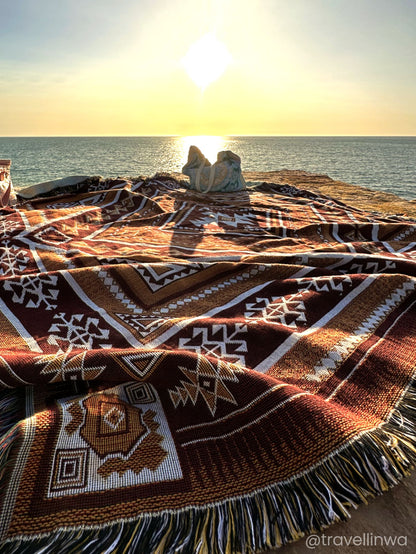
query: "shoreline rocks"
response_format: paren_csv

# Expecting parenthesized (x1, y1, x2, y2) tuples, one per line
(242, 169, 416, 218)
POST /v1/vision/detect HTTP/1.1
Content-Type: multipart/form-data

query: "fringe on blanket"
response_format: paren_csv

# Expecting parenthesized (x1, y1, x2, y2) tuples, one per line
(0, 389, 24, 485)
(1, 381, 416, 554)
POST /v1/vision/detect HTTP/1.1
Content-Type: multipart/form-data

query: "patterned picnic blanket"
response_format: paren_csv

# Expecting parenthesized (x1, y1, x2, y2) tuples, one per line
(1, 175, 416, 553)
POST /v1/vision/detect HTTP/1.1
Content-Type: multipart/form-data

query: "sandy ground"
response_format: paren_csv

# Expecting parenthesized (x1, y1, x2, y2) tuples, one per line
(266, 470, 416, 554)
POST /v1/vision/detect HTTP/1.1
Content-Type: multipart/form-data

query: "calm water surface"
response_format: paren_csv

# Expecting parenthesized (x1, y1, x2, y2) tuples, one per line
(0, 136, 415, 199)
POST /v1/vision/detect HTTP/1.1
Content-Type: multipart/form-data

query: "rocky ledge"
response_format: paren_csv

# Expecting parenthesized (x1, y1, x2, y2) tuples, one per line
(242, 169, 416, 218)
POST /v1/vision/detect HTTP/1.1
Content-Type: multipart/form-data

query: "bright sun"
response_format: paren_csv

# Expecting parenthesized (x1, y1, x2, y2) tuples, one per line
(182, 33, 232, 91)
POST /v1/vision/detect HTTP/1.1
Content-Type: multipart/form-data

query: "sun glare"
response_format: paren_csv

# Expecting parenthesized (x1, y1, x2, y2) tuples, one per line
(178, 135, 227, 166)
(182, 33, 232, 91)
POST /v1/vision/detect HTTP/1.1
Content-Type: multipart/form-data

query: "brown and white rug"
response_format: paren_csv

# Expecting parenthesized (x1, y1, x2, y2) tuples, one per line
(1, 175, 415, 553)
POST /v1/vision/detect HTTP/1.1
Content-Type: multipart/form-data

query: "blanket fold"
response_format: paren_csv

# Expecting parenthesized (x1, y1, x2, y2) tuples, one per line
(1, 175, 416, 553)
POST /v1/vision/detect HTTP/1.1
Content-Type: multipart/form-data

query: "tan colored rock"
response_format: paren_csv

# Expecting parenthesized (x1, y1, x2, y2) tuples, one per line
(242, 170, 416, 219)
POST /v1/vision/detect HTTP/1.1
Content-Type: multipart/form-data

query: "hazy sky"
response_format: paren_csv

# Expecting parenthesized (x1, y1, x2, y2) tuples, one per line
(1, 0, 415, 136)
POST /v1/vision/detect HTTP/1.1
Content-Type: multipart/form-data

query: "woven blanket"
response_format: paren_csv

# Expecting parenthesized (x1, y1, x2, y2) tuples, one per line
(1, 175, 416, 553)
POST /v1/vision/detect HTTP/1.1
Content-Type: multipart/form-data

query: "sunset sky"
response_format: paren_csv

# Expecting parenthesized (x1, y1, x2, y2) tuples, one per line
(1, 0, 415, 137)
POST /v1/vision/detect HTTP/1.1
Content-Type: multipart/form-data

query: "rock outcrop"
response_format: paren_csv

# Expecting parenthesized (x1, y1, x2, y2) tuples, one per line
(242, 169, 416, 219)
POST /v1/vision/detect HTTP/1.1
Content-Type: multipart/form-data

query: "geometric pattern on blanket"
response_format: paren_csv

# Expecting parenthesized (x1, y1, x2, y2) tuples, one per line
(1, 175, 416, 553)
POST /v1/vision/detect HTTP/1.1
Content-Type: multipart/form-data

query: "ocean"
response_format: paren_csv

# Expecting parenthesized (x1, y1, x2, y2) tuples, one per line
(0, 136, 415, 199)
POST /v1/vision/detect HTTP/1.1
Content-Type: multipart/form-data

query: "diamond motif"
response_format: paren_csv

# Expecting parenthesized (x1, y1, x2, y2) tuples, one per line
(50, 449, 89, 491)
(169, 356, 239, 415)
(103, 406, 126, 431)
